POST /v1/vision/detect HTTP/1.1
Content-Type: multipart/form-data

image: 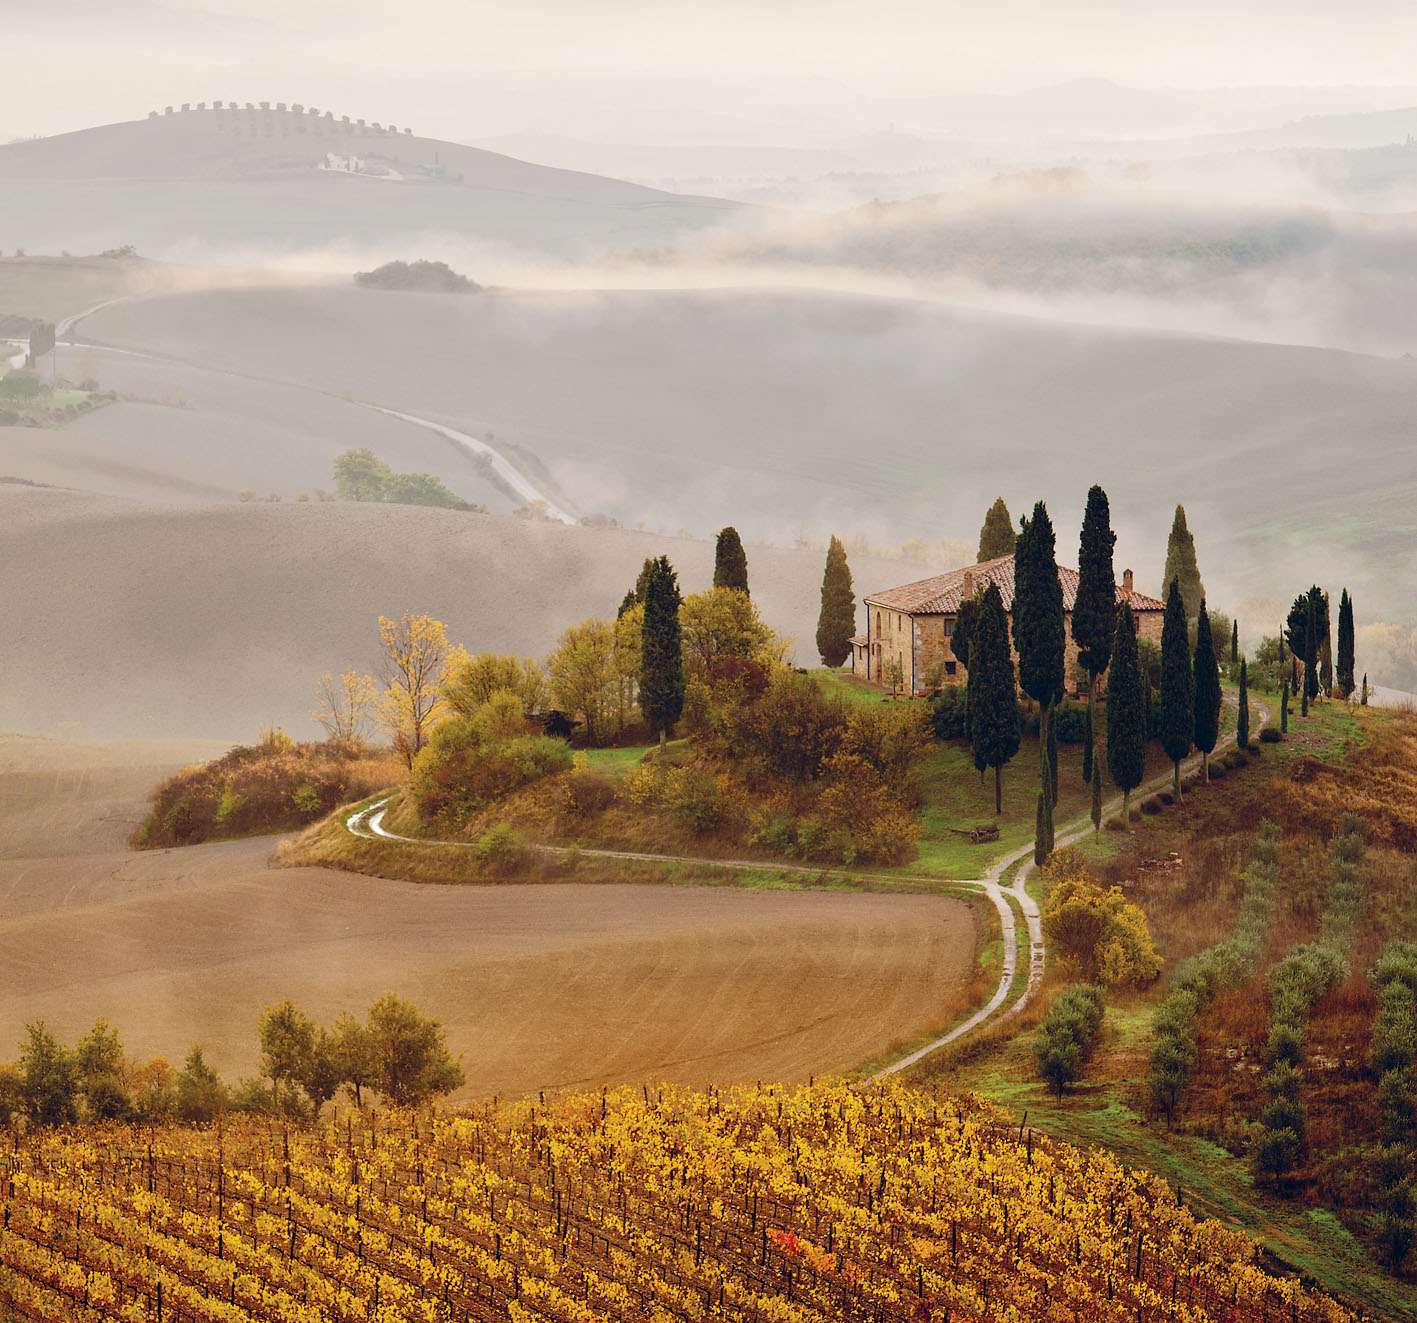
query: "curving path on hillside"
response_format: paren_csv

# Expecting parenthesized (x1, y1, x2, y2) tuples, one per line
(340, 690, 1267, 1080)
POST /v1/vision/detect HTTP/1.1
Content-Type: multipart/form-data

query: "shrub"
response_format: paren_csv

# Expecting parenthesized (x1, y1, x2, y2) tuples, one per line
(664, 768, 727, 834)
(1041, 868, 1161, 988)
(411, 723, 571, 830)
(1259, 725, 1282, 743)
(1050, 698, 1091, 744)
(1140, 797, 1162, 815)
(478, 822, 530, 877)
(1034, 984, 1105, 1096)
(561, 768, 616, 817)
(929, 686, 968, 740)
(133, 737, 393, 848)
(354, 259, 479, 293)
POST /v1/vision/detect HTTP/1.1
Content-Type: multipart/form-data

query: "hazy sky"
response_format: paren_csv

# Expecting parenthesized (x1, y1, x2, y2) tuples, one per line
(7, 0, 1417, 142)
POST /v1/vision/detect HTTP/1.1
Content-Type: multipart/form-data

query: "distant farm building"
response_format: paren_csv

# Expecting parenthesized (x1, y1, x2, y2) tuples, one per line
(850, 553, 1165, 697)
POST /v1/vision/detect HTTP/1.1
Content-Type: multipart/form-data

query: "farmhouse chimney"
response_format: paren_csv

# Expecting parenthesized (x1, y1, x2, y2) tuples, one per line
(962, 569, 975, 598)
(1123, 568, 1134, 596)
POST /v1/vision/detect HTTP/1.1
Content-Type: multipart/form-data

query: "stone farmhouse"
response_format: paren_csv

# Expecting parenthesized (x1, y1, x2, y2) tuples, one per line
(850, 553, 1165, 698)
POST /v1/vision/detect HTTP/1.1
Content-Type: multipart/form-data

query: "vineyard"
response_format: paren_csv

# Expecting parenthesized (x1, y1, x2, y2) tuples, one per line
(0, 1080, 1359, 1322)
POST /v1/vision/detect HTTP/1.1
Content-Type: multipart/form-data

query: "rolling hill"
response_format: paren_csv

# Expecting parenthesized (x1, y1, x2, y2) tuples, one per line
(71, 281, 1417, 631)
(0, 106, 741, 263)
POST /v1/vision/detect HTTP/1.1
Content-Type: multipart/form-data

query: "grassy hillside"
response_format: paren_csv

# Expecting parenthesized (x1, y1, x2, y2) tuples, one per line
(0, 1082, 1359, 1322)
(78, 283, 1417, 632)
(0, 110, 740, 261)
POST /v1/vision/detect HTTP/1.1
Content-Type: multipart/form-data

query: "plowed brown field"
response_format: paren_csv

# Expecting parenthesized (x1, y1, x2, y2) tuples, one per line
(0, 736, 978, 1101)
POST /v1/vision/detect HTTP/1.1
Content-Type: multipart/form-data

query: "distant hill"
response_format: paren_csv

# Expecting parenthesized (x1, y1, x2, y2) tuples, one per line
(0, 106, 741, 262)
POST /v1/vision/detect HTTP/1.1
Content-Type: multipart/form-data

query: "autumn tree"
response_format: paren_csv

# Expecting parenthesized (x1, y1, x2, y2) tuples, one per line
(1159, 580, 1193, 799)
(444, 653, 547, 717)
(19, 1023, 78, 1127)
(258, 1000, 314, 1112)
(174, 1048, 227, 1124)
(1106, 603, 1146, 824)
(970, 580, 1021, 815)
(366, 993, 464, 1107)
(977, 497, 1014, 562)
(311, 669, 377, 741)
(1160, 505, 1204, 619)
(816, 535, 856, 667)
(712, 526, 749, 594)
(377, 612, 453, 766)
(1193, 600, 1221, 782)
(640, 556, 684, 748)
(547, 618, 617, 743)
(680, 586, 782, 681)
(332, 447, 393, 501)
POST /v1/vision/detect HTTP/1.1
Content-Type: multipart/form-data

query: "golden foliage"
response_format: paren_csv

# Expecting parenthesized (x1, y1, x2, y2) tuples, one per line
(1043, 862, 1162, 988)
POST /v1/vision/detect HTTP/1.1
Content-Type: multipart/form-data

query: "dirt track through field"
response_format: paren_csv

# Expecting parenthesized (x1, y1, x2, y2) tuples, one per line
(0, 737, 977, 1101)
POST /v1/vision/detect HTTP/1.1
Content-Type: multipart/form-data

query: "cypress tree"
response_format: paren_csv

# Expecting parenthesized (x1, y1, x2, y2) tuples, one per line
(1013, 502, 1066, 855)
(1281, 675, 1289, 732)
(953, 593, 980, 742)
(1303, 597, 1317, 710)
(1362, 673, 1370, 706)
(1072, 484, 1117, 688)
(1231, 619, 1239, 664)
(977, 498, 1014, 562)
(712, 526, 749, 594)
(1337, 589, 1355, 700)
(815, 535, 856, 668)
(1159, 579, 1194, 799)
(1193, 601, 1222, 782)
(1319, 590, 1333, 696)
(970, 581, 1021, 815)
(1073, 484, 1116, 786)
(617, 589, 639, 619)
(1237, 658, 1250, 750)
(640, 556, 684, 749)
(1106, 603, 1146, 826)
(1160, 505, 1205, 620)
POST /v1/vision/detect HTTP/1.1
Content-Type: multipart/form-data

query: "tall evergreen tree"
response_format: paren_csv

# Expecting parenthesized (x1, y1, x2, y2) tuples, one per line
(712, 526, 749, 594)
(1082, 717, 1094, 785)
(1090, 742, 1104, 834)
(617, 589, 639, 619)
(639, 556, 684, 748)
(1303, 596, 1318, 708)
(1285, 586, 1327, 699)
(1072, 484, 1117, 687)
(1318, 590, 1333, 696)
(1073, 484, 1116, 785)
(953, 593, 981, 742)
(1337, 588, 1356, 700)
(1193, 601, 1222, 782)
(977, 498, 1014, 562)
(1106, 603, 1147, 825)
(1013, 502, 1066, 859)
(970, 581, 1021, 815)
(1281, 675, 1289, 733)
(1231, 620, 1239, 664)
(1161, 505, 1205, 619)
(815, 536, 856, 668)
(1159, 579, 1194, 799)
(1237, 658, 1250, 750)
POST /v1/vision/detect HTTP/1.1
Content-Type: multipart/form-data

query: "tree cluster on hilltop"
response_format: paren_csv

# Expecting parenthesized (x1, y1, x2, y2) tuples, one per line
(332, 447, 480, 510)
(354, 259, 479, 292)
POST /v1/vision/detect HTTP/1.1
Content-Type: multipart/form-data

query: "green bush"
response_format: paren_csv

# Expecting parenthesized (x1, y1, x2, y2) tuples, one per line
(1258, 725, 1282, 743)
(477, 822, 531, 877)
(928, 686, 968, 740)
(1140, 796, 1162, 815)
(1034, 984, 1104, 1096)
(412, 723, 571, 830)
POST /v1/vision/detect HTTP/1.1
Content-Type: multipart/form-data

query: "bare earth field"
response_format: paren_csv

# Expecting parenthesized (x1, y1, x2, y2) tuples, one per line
(0, 486, 915, 741)
(0, 736, 977, 1101)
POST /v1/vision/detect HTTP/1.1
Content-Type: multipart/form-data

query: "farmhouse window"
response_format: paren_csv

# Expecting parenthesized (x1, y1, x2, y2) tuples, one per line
(942, 617, 954, 638)
(946, 661, 957, 676)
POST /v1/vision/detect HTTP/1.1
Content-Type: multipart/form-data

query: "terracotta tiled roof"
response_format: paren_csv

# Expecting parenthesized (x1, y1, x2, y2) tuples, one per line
(849, 634, 867, 646)
(863, 554, 1165, 616)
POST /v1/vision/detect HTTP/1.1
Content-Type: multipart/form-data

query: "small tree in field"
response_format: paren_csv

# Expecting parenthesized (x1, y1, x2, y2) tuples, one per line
(366, 993, 464, 1106)
(311, 669, 377, 741)
(816, 535, 855, 667)
(258, 1000, 315, 1111)
(378, 613, 453, 766)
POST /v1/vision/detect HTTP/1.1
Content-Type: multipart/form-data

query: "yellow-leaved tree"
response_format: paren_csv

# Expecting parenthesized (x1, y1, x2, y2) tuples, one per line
(377, 613, 457, 767)
(547, 618, 617, 744)
(1042, 864, 1162, 989)
(679, 586, 791, 683)
(444, 652, 547, 718)
(311, 669, 377, 742)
